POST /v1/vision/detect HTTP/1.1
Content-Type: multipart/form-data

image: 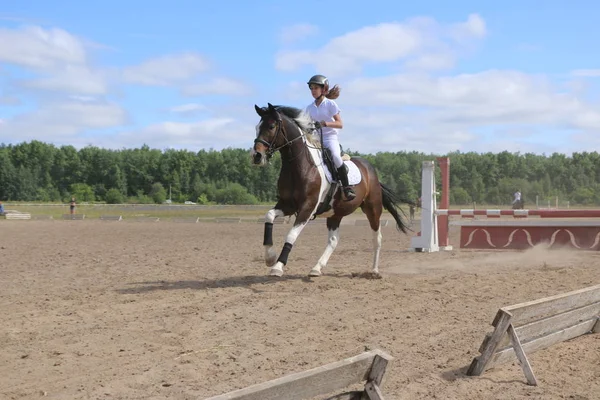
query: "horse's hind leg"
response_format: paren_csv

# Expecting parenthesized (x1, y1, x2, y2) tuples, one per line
(263, 208, 284, 267)
(361, 201, 383, 275)
(309, 217, 341, 277)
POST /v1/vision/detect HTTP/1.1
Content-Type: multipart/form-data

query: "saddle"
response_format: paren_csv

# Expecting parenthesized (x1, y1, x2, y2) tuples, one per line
(306, 125, 350, 181)
(309, 126, 351, 218)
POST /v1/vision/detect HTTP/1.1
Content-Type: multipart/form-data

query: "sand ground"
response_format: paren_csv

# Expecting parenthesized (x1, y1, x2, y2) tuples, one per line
(0, 218, 598, 399)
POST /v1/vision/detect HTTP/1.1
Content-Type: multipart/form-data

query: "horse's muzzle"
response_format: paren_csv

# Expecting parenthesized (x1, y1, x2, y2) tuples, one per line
(253, 152, 263, 165)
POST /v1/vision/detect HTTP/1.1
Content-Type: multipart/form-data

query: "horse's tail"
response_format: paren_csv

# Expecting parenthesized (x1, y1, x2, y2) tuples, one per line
(380, 183, 413, 234)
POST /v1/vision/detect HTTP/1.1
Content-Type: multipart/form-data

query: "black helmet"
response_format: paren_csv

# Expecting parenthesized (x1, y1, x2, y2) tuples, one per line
(307, 74, 329, 87)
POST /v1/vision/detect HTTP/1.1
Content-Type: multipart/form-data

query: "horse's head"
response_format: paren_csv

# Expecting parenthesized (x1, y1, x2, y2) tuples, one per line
(252, 103, 309, 166)
(252, 103, 284, 165)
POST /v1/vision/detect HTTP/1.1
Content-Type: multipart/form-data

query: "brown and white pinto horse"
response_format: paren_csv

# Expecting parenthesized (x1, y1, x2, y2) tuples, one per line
(252, 103, 413, 277)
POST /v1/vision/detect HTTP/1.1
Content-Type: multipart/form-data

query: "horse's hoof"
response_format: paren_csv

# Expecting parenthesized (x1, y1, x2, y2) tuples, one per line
(265, 257, 277, 267)
(308, 269, 322, 277)
(269, 267, 283, 277)
(265, 250, 277, 267)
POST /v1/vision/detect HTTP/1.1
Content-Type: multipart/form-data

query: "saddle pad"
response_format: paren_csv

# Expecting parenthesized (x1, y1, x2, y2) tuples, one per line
(323, 160, 362, 185)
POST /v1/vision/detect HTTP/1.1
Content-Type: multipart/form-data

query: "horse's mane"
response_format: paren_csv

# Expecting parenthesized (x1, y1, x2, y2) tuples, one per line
(272, 105, 320, 147)
(273, 106, 312, 133)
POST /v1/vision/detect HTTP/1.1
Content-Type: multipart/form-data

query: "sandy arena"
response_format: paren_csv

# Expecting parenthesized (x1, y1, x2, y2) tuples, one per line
(1, 218, 598, 400)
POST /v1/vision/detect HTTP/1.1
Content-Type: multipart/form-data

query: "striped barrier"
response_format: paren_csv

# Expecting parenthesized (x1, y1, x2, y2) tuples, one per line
(436, 209, 600, 218)
(410, 158, 600, 252)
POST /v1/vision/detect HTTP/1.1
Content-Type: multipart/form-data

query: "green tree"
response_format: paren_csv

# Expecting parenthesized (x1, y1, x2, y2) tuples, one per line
(150, 182, 167, 204)
(70, 183, 95, 202)
(215, 183, 259, 205)
(105, 188, 125, 204)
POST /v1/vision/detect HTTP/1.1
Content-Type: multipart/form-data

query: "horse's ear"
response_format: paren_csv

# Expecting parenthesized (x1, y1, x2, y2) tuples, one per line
(267, 103, 281, 120)
(255, 104, 265, 116)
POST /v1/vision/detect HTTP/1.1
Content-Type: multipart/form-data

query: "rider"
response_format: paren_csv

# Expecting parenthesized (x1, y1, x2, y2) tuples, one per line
(512, 190, 521, 205)
(305, 74, 356, 201)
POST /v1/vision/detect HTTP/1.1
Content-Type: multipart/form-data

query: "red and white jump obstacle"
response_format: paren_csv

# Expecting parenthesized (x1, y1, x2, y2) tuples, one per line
(410, 157, 600, 251)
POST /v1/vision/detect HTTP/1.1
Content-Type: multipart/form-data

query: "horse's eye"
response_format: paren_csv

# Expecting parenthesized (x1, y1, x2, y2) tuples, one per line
(269, 123, 276, 129)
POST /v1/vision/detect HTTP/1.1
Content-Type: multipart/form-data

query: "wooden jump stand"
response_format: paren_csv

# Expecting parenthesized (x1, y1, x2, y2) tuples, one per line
(205, 349, 393, 400)
(467, 284, 600, 385)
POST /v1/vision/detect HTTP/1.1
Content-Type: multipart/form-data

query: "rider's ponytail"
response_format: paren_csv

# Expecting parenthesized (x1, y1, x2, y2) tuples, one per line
(325, 84, 340, 100)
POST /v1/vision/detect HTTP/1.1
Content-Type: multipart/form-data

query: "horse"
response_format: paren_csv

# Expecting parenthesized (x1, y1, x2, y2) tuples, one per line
(512, 199, 525, 210)
(251, 103, 413, 278)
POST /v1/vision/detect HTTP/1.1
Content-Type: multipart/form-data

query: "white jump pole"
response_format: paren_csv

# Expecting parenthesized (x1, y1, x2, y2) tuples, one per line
(409, 160, 453, 252)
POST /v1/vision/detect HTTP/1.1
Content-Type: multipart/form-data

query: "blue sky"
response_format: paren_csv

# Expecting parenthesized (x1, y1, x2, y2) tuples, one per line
(1, 1, 599, 155)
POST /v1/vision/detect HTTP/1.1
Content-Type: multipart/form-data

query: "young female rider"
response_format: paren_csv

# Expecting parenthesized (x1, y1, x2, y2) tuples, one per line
(305, 74, 356, 201)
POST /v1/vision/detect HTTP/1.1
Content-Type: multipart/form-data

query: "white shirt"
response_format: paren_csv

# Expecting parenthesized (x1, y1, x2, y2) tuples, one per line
(305, 98, 341, 136)
(514, 191, 521, 201)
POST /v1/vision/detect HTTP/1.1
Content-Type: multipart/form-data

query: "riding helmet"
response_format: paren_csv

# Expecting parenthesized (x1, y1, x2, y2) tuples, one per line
(307, 74, 329, 88)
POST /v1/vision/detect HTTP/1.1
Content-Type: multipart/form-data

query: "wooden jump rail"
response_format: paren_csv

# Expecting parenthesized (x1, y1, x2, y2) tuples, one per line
(205, 349, 393, 400)
(2, 212, 32, 220)
(99, 215, 123, 221)
(131, 216, 160, 222)
(62, 214, 85, 220)
(215, 217, 242, 223)
(467, 284, 600, 385)
(170, 217, 200, 223)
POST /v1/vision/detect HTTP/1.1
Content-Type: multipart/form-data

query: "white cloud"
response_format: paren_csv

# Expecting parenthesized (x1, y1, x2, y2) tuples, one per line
(182, 77, 253, 96)
(0, 100, 127, 142)
(168, 103, 207, 115)
(403, 52, 456, 71)
(274, 14, 487, 76)
(279, 67, 600, 154)
(450, 13, 486, 40)
(0, 24, 111, 96)
(276, 23, 422, 75)
(342, 70, 600, 129)
(279, 23, 319, 44)
(111, 117, 253, 150)
(571, 69, 600, 78)
(21, 64, 109, 95)
(0, 25, 87, 69)
(122, 52, 211, 86)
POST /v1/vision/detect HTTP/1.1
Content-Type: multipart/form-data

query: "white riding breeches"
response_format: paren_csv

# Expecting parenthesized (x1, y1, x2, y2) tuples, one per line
(322, 134, 344, 169)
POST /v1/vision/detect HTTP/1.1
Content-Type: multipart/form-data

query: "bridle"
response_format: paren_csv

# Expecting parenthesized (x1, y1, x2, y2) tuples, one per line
(254, 112, 306, 159)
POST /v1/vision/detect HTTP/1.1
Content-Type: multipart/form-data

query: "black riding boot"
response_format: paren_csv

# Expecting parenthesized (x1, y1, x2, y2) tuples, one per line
(336, 165, 356, 201)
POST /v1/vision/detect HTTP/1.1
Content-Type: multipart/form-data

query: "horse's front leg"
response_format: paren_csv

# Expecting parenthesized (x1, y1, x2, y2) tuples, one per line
(269, 208, 315, 277)
(263, 208, 284, 267)
(310, 217, 341, 276)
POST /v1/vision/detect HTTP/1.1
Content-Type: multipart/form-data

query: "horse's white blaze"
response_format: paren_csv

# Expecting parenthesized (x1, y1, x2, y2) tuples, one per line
(310, 227, 339, 276)
(371, 227, 383, 273)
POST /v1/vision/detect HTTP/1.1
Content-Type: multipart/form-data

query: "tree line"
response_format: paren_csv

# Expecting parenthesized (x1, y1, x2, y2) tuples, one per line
(1, 140, 599, 206)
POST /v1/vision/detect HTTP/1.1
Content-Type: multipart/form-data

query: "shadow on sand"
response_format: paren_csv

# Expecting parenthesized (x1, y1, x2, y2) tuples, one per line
(115, 271, 380, 295)
(440, 365, 525, 386)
